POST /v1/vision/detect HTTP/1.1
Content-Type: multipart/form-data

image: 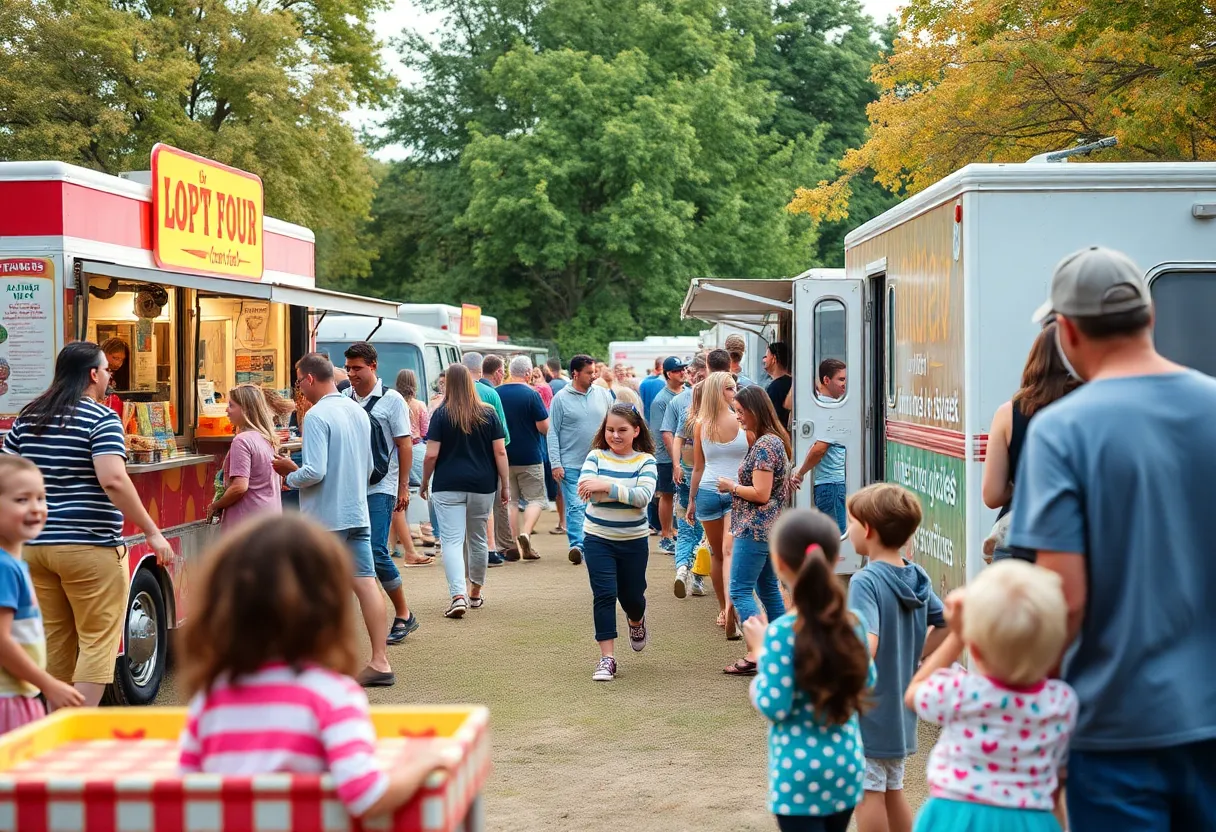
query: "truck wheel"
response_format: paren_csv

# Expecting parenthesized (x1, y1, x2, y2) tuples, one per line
(106, 568, 167, 706)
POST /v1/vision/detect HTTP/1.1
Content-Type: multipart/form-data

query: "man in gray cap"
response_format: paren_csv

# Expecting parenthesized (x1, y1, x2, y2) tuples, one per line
(1008, 246, 1216, 827)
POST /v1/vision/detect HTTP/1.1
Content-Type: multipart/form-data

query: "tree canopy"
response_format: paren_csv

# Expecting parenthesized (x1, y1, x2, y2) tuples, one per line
(363, 0, 893, 358)
(0, 0, 387, 279)
(789, 0, 1216, 222)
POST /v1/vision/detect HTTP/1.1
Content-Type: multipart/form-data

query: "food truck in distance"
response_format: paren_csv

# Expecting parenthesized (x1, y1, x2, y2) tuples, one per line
(607, 336, 700, 377)
(684, 162, 1216, 585)
(0, 149, 403, 704)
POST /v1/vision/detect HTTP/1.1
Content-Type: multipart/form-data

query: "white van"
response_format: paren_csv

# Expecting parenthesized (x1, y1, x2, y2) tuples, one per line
(315, 316, 461, 400)
(685, 162, 1216, 584)
(608, 336, 700, 377)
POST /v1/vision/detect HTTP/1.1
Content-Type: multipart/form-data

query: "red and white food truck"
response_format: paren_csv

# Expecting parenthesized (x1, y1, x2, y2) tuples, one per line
(0, 147, 401, 704)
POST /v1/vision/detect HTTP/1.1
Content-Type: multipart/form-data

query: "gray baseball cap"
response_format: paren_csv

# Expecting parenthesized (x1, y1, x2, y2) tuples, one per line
(1032, 246, 1151, 324)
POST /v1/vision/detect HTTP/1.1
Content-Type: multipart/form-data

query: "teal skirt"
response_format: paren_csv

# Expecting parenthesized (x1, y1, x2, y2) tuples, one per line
(914, 798, 1061, 832)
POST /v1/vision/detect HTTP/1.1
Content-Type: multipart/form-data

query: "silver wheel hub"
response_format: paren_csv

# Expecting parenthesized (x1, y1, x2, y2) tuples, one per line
(126, 590, 159, 686)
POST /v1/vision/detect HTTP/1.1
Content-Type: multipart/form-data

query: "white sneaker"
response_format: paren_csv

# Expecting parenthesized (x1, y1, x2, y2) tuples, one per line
(691, 575, 707, 596)
(593, 656, 617, 681)
(674, 565, 689, 599)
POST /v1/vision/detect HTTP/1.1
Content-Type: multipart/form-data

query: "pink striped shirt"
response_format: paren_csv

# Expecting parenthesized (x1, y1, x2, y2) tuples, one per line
(179, 663, 388, 816)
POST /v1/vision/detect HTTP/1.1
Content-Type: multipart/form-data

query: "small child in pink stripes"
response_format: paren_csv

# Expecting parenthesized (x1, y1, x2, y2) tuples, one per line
(177, 515, 452, 819)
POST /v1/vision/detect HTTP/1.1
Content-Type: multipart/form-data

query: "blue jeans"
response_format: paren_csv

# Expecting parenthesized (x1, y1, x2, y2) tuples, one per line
(583, 534, 648, 641)
(1067, 739, 1216, 829)
(559, 475, 588, 552)
(815, 481, 847, 533)
(368, 493, 402, 593)
(730, 535, 785, 625)
(333, 526, 375, 578)
(675, 477, 702, 570)
(647, 498, 660, 533)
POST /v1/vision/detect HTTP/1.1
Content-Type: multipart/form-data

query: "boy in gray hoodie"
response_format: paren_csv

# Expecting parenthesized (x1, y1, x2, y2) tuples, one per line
(844, 484, 947, 832)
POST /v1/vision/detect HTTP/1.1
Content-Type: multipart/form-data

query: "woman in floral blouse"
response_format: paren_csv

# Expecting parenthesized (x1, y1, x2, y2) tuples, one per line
(716, 385, 792, 676)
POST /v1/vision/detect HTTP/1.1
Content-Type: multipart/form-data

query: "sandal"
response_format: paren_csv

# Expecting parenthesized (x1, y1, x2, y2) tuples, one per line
(404, 554, 435, 567)
(444, 597, 467, 619)
(469, 596, 484, 609)
(716, 610, 727, 628)
(550, 526, 567, 535)
(723, 658, 758, 676)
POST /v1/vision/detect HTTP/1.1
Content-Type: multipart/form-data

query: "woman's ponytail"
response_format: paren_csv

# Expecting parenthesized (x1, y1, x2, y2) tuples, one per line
(773, 510, 871, 726)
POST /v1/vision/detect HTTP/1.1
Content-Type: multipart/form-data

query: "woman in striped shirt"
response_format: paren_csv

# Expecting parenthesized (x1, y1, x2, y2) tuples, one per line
(177, 515, 452, 819)
(577, 403, 658, 682)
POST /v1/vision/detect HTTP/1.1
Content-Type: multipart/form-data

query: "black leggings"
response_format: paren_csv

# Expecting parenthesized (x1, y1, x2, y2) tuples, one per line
(775, 809, 853, 832)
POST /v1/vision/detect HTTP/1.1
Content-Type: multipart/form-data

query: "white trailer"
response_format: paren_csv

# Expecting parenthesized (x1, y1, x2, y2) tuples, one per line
(684, 162, 1216, 582)
(698, 322, 772, 385)
(608, 336, 700, 377)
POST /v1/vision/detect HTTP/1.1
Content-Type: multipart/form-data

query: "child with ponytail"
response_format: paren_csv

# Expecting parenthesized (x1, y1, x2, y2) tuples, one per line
(744, 508, 875, 832)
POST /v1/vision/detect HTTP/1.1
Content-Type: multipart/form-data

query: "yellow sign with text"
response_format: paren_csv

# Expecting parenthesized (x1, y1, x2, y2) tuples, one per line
(460, 304, 482, 338)
(151, 144, 264, 280)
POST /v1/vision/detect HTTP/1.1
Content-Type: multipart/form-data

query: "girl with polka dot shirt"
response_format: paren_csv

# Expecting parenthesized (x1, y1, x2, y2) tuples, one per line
(904, 560, 1077, 832)
(744, 509, 876, 832)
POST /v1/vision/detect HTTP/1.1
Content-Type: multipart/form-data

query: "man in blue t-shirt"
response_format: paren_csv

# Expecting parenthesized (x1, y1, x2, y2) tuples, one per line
(791, 358, 849, 532)
(497, 356, 551, 560)
(639, 357, 665, 417)
(1010, 246, 1216, 828)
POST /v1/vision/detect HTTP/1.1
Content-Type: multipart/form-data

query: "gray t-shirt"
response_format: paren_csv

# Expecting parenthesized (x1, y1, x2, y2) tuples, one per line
(1010, 370, 1216, 752)
(348, 381, 411, 497)
(847, 560, 945, 759)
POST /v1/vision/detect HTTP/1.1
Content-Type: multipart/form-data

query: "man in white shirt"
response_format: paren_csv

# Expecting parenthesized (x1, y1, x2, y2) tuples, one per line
(273, 352, 394, 687)
(343, 343, 419, 646)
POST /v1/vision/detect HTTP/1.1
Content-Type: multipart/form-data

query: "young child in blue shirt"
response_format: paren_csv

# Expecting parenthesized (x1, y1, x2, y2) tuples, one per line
(845, 483, 947, 832)
(745, 508, 876, 831)
(0, 456, 84, 732)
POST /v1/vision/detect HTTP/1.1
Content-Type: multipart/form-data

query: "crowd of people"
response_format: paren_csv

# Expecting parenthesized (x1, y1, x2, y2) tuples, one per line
(0, 246, 1211, 828)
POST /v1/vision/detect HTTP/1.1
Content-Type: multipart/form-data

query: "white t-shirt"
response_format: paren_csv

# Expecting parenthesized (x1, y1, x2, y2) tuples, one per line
(348, 380, 411, 496)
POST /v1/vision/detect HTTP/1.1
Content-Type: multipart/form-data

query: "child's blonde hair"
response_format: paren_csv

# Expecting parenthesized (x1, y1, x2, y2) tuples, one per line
(0, 455, 40, 490)
(963, 560, 1067, 686)
(846, 483, 922, 549)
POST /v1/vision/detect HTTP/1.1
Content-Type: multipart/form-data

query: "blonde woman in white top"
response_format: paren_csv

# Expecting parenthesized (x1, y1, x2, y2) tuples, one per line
(687, 372, 749, 638)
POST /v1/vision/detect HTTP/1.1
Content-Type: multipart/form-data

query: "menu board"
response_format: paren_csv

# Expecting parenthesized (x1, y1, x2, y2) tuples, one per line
(0, 259, 57, 417)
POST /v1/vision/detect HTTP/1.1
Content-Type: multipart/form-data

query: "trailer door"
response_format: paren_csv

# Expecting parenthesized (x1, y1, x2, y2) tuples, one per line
(792, 277, 865, 573)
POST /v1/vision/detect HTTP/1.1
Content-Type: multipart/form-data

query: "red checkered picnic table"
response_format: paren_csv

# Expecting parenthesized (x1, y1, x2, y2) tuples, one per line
(0, 707, 490, 832)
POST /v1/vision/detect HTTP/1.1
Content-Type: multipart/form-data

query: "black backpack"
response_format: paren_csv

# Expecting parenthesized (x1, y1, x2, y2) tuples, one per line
(345, 388, 391, 485)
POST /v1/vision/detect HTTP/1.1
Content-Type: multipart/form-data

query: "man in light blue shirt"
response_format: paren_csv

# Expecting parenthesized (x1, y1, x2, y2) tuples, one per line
(547, 354, 613, 564)
(273, 352, 393, 687)
(724, 334, 755, 388)
(1010, 246, 1216, 828)
(792, 358, 849, 532)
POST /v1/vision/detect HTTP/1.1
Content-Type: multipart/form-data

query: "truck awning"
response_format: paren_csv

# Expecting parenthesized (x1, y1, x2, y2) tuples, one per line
(79, 260, 401, 317)
(681, 278, 794, 324)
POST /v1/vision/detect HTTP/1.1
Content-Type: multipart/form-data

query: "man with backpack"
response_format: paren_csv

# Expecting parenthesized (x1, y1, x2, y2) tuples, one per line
(343, 343, 420, 648)
(273, 352, 394, 686)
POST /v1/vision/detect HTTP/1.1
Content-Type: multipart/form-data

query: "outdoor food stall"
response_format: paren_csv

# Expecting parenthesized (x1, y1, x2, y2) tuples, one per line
(0, 147, 402, 705)
(0, 705, 491, 832)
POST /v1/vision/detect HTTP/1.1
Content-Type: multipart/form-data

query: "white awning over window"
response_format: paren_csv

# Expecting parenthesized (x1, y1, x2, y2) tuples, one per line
(681, 278, 794, 324)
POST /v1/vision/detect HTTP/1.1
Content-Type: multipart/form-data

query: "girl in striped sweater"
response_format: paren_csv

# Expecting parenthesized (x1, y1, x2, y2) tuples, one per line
(577, 403, 659, 681)
(177, 515, 453, 819)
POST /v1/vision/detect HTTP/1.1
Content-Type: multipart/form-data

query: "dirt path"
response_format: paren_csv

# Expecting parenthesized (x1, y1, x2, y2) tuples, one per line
(157, 509, 935, 830)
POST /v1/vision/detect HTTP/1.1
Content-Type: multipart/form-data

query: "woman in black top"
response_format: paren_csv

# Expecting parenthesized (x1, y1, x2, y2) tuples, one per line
(982, 321, 1079, 558)
(419, 364, 508, 618)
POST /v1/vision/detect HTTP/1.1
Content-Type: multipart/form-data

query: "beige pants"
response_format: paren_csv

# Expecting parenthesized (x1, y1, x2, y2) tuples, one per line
(24, 543, 129, 684)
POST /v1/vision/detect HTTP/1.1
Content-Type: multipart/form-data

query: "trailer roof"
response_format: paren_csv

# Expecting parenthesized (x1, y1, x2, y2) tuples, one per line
(681, 269, 843, 323)
(845, 161, 1216, 249)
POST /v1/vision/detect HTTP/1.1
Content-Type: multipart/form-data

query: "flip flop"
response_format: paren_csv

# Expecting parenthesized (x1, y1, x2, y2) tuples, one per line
(723, 658, 758, 676)
(403, 556, 435, 567)
(549, 527, 567, 535)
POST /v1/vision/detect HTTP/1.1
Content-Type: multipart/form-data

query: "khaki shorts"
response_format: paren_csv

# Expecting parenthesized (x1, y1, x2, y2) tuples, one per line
(24, 543, 129, 685)
(509, 465, 548, 508)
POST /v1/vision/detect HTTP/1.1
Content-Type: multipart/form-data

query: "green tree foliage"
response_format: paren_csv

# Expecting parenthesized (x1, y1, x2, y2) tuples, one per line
(368, 0, 890, 358)
(0, 0, 387, 280)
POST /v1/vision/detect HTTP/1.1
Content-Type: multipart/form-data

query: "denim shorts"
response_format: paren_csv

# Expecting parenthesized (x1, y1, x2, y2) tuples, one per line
(655, 462, 675, 494)
(334, 526, 376, 579)
(695, 488, 733, 522)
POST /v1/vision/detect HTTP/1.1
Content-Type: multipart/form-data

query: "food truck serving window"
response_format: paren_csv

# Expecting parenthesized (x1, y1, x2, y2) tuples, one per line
(1151, 269, 1216, 377)
(197, 297, 288, 402)
(85, 275, 181, 434)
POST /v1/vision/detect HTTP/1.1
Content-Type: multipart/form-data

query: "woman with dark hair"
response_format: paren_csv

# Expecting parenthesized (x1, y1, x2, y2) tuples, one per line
(981, 321, 1080, 560)
(3, 341, 172, 706)
(717, 385, 793, 675)
(577, 403, 658, 682)
(420, 363, 508, 619)
(98, 338, 130, 412)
